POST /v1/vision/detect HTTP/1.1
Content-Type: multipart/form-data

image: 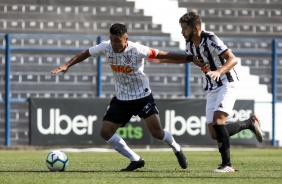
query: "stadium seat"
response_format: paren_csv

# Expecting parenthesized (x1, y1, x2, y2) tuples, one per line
(10, 55, 22, 64)
(147, 24, 162, 31)
(9, 74, 20, 82)
(258, 41, 272, 50)
(25, 5, 41, 13)
(6, 20, 24, 30)
(254, 9, 268, 18)
(77, 75, 95, 83)
(241, 41, 254, 49)
(221, 9, 236, 17)
(58, 75, 75, 83)
(259, 76, 272, 85)
(278, 59, 282, 67)
(238, 24, 253, 33)
(43, 5, 58, 14)
(273, 25, 282, 33)
(206, 24, 221, 33)
(39, 74, 57, 83)
(222, 24, 238, 33)
(101, 75, 112, 84)
(270, 9, 282, 18)
(61, 21, 78, 31)
(41, 21, 60, 31)
(148, 76, 166, 84)
(238, 9, 252, 18)
(25, 21, 41, 30)
(21, 74, 38, 82)
(7, 4, 23, 13)
(256, 25, 272, 34)
(167, 76, 184, 85)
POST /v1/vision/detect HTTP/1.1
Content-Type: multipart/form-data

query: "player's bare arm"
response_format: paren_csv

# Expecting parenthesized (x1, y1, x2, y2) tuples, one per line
(51, 49, 91, 74)
(193, 56, 204, 67)
(148, 55, 199, 64)
(206, 50, 238, 81)
(156, 50, 186, 60)
(148, 50, 201, 64)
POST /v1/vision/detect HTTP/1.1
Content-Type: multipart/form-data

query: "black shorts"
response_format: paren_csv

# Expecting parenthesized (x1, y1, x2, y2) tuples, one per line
(103, 93, 159, 126)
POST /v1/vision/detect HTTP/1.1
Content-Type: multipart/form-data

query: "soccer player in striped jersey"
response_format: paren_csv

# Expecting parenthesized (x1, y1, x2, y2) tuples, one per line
(51, 23, 193, 171)
(178, 11, 264, 172)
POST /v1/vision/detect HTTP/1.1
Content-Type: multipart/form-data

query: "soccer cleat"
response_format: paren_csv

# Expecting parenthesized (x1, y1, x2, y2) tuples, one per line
(249, 115, 264, 142)
(175, 149, 188, 169)
(212, 165, 235, 173)
(120, 158, 145, 172)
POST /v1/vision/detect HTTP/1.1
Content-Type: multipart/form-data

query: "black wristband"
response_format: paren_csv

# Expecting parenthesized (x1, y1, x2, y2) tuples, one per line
(185, 55, 193, 62)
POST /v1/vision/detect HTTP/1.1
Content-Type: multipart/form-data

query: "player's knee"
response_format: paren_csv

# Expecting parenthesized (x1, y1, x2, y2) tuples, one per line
(210, 134, 217, 140)
(150, 130, 164, 140)
(210, 131, 217, 140)
(100, 129, 111, 141)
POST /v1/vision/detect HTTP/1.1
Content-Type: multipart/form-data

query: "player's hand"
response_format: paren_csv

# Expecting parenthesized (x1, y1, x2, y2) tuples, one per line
(201, 64, 210, 72)
(193, 56, 204, 67)
(51, 65, 68, 74)
(206, 70, 221, 82)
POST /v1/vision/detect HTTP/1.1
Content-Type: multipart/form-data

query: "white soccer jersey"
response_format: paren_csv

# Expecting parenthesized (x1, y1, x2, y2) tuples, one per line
(185, 31, 239, 92)
(89, 40, 156, 101)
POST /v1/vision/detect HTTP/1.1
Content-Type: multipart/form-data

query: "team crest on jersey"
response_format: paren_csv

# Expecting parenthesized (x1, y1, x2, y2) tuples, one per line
(123, 55, 132, 65)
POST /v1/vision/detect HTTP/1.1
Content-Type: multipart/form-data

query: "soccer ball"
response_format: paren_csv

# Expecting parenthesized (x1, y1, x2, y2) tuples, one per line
(46, 150, 69, 172)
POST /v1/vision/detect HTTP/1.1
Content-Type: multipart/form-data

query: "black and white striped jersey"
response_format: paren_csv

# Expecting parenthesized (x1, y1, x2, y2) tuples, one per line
(89, 40, 156, 101)
(185, 31, 239, 92)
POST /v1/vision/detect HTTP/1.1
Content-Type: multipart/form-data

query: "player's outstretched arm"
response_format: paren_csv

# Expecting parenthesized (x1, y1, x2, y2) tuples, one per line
(147, 58, 187, 64)
(148, 54, 201, 64)
(155, 50, 188, 62)
(51, 49, 91, 74)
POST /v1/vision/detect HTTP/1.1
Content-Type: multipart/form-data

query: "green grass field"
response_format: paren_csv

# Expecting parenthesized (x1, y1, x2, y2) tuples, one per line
(0, 148, 281, 184)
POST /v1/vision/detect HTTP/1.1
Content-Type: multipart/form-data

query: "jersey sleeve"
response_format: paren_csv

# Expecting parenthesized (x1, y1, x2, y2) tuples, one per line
(135, 42, 159, 59)
(208, 35, 228, 56)
(88, 41, 109, 57)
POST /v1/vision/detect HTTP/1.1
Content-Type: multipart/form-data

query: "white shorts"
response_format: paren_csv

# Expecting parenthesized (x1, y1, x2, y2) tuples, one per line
(205, 83, 239, 124)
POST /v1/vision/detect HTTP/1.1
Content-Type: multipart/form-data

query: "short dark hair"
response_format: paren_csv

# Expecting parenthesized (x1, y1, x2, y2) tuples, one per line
(179, 11, 202, 28)
(110, 23, 127, 35)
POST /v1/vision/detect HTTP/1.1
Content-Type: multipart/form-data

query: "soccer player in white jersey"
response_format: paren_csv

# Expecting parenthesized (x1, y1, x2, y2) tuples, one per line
(178, 12, 264, 172)
(51, 23, 193, 171)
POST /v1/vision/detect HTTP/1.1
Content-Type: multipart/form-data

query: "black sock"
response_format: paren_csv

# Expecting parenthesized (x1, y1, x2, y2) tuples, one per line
(213, 125, 231, 166)
(225, 119, 251, 137)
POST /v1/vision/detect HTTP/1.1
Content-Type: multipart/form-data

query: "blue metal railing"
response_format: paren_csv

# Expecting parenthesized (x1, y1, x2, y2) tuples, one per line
(272, 39, 278, 146)
(1, 33, 281, 146)
(96, 36, 102, 97)
(4, 34, 11, 146)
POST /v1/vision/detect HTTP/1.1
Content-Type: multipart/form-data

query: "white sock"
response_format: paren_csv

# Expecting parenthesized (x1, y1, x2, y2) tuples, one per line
(106, 133, 140, 161)
(162, 130, 181, 153)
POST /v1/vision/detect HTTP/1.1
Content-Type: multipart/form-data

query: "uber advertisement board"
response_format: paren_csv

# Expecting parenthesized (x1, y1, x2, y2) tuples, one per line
(30, 98, 256, 146)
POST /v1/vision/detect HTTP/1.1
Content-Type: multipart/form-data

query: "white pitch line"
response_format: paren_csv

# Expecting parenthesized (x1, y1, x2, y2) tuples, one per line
(47, 147, 217, 153)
